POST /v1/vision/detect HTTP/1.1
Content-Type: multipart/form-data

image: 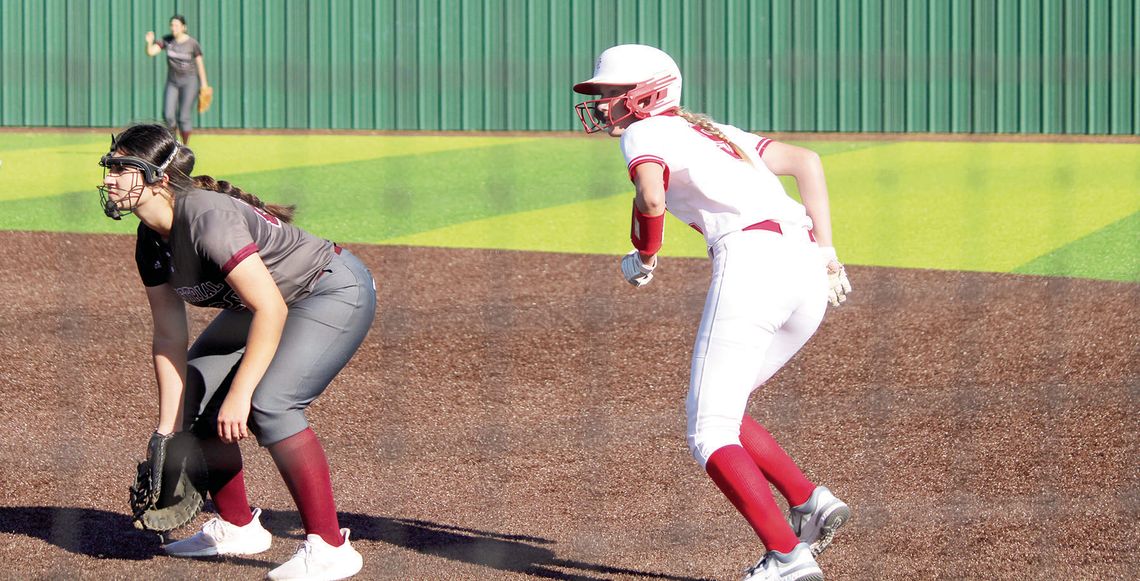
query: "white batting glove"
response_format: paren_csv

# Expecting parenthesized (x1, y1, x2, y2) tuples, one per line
(620, 250, 656, 287)
(820, 246, 852, 307)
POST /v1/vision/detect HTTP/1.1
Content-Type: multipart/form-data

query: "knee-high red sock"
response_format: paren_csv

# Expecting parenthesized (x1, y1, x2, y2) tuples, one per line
(705, 445, 800, 553)
(740, 415, 815, 507)
(199, 437, 254, 526)
(268, 428, 342, 546)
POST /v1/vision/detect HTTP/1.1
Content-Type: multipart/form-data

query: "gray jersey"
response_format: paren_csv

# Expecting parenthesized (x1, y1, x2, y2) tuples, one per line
(157, 35, 202, 78)
(136, 189, 335, 310)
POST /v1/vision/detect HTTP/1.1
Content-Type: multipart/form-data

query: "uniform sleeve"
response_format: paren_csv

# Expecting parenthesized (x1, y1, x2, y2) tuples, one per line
(135, 224, 170, 287)
(719, 124, 775, 159)
(619, 121, 671, 189)
(192, 39, 203, 58)
(191, 209, 259, 276)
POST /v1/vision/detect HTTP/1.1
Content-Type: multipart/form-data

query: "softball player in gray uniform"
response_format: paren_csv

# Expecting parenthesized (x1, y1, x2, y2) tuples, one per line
(99, 123, 373, 580)
(145, 15, 209, 144)
(574, 45, 852, 581)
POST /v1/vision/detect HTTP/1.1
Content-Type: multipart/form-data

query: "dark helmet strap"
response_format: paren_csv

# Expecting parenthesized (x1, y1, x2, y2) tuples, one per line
(101, 133, 180, 185)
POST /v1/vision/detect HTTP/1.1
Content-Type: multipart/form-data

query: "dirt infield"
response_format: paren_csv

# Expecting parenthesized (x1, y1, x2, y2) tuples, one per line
(0, 231, 1136, 580)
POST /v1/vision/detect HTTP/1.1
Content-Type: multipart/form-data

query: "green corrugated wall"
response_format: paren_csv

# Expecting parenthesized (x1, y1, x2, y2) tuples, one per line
(0, 0, 1136, 133)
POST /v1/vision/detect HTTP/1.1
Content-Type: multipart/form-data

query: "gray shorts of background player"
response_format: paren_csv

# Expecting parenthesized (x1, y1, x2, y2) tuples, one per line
(164, 74, 199, 137)
(183, 247, 376, 445)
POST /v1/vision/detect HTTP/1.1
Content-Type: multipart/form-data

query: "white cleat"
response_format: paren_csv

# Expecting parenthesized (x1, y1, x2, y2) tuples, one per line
(162, 507, 273, 557)
(788, 486, 851, 557)
(267, 528, 363, 581)
(742, 542, 823, 581)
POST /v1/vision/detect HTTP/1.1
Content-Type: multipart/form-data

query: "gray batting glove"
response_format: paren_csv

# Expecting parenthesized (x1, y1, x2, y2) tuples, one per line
(820, 246, 852, 306)
(621, 250, 656, 287)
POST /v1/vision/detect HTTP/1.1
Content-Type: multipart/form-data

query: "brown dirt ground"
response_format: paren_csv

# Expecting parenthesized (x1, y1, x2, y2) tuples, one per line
(0, 231, 1136, 581)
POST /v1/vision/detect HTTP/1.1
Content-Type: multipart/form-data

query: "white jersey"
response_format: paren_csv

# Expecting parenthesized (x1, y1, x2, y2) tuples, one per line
(619, 114, 813, 247)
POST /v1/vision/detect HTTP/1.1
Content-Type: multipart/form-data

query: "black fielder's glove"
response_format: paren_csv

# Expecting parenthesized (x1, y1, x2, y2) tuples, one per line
(128, 431, 206, 532)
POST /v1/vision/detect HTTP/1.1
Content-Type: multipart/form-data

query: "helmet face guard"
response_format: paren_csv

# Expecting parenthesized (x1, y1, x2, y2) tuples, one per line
(96, 134, 178, 220)
(573, 74, 680, 133)
(574, 97, 624, 134)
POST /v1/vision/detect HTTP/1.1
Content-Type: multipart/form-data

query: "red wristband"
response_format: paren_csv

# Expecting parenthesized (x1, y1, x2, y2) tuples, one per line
(631, 203, 664, 256)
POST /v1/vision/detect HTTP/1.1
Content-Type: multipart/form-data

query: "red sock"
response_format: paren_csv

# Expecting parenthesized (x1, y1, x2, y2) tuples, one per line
(268, 428, 342, 546)
(199, 437, 254, 526)
(180, 130, 191, 144)
(705, 445, 800, 553)
(740, 415, 816, 506)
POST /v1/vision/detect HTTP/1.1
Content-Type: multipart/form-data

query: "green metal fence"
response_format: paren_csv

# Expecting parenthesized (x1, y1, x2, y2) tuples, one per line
(0, 0, 1135, 133)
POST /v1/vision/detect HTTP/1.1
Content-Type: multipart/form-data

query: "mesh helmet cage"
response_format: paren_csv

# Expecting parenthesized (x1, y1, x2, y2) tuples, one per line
(97, 134, 179, 219)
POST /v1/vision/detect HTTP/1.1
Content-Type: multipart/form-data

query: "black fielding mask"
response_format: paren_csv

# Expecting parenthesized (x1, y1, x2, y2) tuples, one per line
(97, 133, 179, 220)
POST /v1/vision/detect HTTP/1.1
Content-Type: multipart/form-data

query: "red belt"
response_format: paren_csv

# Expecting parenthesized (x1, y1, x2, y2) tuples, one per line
(333, 244, 343, 255)
(742, 220, 816, 242)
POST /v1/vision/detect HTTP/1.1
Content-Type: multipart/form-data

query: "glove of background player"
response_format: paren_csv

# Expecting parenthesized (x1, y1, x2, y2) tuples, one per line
(128, 431, 206, 532)
(820, 246, 852, 307)
(620, 250, 656, 287)
(197, 86, 213, 113)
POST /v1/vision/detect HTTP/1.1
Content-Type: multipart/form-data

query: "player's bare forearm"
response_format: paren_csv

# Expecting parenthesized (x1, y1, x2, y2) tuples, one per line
(761, 142, 834, 247)
(152, 339, 187, 434)
(146, 284, 188, 433)
(229, 306, 285, 400)
(225, 255, 287, 401)
(796, 172, 834, 248)
(196, 56, 209, 87)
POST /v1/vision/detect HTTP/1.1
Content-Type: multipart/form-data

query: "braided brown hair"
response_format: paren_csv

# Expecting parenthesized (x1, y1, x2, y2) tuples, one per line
(674, 108, 754, 167)
(192, 175, 296, 223)
(110, 123, 296, 223)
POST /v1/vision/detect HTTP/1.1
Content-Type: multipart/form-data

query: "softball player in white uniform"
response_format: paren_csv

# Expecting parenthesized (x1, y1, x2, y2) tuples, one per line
(574, 45, 852, 581)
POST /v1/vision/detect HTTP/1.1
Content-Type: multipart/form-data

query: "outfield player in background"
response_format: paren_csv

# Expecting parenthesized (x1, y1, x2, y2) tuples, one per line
(145, 15, 210, 144)
(573, 45, 853, 581)
(98, 124, 375, 580)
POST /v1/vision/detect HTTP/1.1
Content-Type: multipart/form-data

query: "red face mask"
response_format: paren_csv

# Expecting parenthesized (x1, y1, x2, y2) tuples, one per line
(572, 75, 680, 133)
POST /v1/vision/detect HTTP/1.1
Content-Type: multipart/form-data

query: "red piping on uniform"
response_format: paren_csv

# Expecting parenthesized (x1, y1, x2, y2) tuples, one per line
(743, 220, 783, 235)
(222, 243, 259, 275)
(627, 155, 671, 190)
(756, 138, 773, 157)
(742, 220, 817, 242)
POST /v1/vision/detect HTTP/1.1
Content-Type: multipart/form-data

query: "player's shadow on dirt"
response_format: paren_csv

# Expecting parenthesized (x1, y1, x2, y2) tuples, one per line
(262, 510, 709, 581)
(0, 506, 160, 560)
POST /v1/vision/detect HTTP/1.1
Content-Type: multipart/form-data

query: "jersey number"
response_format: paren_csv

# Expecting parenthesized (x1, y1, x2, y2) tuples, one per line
(239, 199, 282, 228)
(691, 125, 743, 160)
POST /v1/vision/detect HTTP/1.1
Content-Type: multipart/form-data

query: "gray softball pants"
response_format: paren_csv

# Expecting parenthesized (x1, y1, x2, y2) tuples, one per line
(182, 249, 377, 445)
(164, 75, 199, 133)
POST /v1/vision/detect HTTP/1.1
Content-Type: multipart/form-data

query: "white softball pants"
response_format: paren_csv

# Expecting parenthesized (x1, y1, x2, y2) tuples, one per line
(686, 226, 829, 468)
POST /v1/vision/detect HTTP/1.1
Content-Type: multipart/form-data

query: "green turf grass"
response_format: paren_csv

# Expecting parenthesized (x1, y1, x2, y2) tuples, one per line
(1014, 211, 1140, 282)
(0, 133, 1136, 282)
(0, 132, 534, 202)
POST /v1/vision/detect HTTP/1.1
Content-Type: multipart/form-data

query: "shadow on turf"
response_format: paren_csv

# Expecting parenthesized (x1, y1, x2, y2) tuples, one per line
(260, 509, 710, 581)
(0, 506, 273, 567)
